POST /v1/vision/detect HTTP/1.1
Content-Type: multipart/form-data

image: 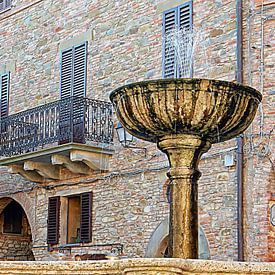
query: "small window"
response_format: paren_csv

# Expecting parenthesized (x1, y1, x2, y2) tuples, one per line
(3, 201, 23, 234)
(0, 0, 12, 12)
(47, 192, 93, 245)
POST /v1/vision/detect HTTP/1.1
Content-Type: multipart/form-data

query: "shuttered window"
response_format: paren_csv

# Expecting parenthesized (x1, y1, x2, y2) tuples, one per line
(0, 0, 12, 12)
(60, 42, 87, 99)
(0, 73, 10, 118)
(80, 192, 93, 243)
(47, 197, 60, 244)
(162, 2, 192, 78)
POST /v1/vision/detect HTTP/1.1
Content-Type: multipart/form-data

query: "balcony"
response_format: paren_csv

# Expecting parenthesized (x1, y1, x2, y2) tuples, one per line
(0, 97, 114, 182)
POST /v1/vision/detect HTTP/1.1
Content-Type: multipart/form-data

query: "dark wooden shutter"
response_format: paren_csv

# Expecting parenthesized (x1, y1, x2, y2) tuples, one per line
(80, 192, 92, 243)
(47, 196, 60, 244)
(162, 2, 192, 78)
(60, 42, 87, 99)
(60, 48, 73, 99)
(162, 8, 177, 78)
(72, 43, 87, 143)
(73, 42, 87, 98)
(0, 73, 10, 118)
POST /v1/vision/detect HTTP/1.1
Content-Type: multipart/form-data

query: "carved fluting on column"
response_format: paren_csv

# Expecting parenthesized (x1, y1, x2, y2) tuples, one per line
(158, 135, 211, 258)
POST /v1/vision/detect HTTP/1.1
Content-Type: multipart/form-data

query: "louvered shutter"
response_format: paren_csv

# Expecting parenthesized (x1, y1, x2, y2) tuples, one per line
(162, 2, 192, 78)
(60, 42, 87, 99)
(72, 43, 87, 143)
(0, 73, 10, 118)
(5, 0, 12, 9)
(0, 1, 4, 11)
(162, 8, 177, 78)
(61, 48, 73, 99)
(73, 42, 87, 98)
(80, 192, 92, 243)
(47, 197, 60, 244)
(179, 2, 192, 30)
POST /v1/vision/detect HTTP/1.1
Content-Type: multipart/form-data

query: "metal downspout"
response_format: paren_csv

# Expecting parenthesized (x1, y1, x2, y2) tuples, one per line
(236, 0, 244, 262)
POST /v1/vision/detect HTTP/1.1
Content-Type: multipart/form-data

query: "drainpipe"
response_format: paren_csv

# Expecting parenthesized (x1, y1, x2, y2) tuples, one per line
(236, 0, 244, 262)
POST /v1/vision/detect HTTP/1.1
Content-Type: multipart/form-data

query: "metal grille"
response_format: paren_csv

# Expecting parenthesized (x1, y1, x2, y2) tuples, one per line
(0, 97, 113, 157)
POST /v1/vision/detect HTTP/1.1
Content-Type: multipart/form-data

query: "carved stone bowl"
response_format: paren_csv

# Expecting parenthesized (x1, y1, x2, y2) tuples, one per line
(110, 78, 262, 144)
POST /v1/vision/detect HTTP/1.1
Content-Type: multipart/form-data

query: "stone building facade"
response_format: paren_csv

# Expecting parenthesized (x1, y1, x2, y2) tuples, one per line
(0, 0, 274, 262)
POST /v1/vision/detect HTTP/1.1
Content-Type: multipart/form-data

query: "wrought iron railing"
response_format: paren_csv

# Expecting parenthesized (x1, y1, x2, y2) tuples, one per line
(0, 97, 113, 157)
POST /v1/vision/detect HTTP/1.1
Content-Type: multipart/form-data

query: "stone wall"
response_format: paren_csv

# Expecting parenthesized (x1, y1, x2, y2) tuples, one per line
(0, 0, 273, 262)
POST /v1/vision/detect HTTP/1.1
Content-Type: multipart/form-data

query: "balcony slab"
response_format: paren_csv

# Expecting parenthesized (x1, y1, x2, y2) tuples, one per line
(0, 143, 113, 182)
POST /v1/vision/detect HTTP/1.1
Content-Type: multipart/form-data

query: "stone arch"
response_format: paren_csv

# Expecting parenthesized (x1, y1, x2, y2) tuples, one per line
(0, 196, 35, 261)
(145, 216, 210, 259)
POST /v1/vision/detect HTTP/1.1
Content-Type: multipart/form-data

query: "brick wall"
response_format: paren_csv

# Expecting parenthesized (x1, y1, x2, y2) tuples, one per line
(0, 0, 273, 262)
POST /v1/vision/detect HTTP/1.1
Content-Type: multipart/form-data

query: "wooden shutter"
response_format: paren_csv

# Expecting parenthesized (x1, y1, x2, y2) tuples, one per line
(162, 8, 177, 78)
(80, 192, 92, 242)
(60, 48, 73, 99)
(0, 73, 10, 118)
(179, 2, 192, 30)
(73, 42, 87, 98)
(47, 196, 60, 244)
(162, 2, 192, 78)
(0, 0, 11, 11)
(5, 0, 12, 9)
(60, 42, 87, 99)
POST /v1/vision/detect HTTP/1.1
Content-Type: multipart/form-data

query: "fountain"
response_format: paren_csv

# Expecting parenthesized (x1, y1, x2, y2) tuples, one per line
(110, 78, 261, 258)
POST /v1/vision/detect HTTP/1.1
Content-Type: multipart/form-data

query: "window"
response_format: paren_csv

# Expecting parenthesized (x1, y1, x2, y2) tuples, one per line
(0, 0, 12, 12)
(162, 2, 192, 78)
(0, 72, 10, 118)
(3, 201, 23, 234)
(60, 42, 88, 99)
(47, 192, 93, 245)
(67, 196, 81, 243)
(59, 43, 87, 144)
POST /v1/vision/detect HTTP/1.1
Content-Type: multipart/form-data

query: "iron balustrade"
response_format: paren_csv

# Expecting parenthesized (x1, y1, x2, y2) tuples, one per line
(0, 97, 113, 157)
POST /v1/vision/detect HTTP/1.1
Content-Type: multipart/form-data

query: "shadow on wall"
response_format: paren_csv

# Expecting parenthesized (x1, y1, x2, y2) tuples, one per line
(145, 217, 210, 259)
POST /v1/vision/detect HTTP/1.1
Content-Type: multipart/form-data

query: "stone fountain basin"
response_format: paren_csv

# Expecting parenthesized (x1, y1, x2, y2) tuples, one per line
(110, 78, 261, 143)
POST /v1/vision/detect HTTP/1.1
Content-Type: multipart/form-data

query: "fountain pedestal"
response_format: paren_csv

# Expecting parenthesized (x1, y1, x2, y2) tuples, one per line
(158, 135, 211, 258)
(110, 78, 261, 258)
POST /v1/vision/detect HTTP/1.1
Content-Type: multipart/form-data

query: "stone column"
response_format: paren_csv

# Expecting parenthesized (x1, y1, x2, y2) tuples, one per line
(158, 134, 211, 258)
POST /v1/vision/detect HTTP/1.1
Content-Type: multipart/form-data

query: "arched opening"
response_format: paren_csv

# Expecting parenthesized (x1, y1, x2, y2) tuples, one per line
(145, 217, 210, 259)
(0, 198, 34, 261)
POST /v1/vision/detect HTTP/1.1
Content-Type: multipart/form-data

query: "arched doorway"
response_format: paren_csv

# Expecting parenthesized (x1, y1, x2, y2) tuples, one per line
(0, 197, 34, 261)
(145, 217, 210, 259)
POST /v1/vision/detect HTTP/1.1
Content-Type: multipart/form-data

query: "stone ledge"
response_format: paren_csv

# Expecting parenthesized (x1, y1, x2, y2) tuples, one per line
(0, 259, 274, 274)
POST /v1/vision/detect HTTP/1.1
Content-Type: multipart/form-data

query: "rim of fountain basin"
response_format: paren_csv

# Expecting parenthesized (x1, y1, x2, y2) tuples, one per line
(109, 78, 262, 102)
